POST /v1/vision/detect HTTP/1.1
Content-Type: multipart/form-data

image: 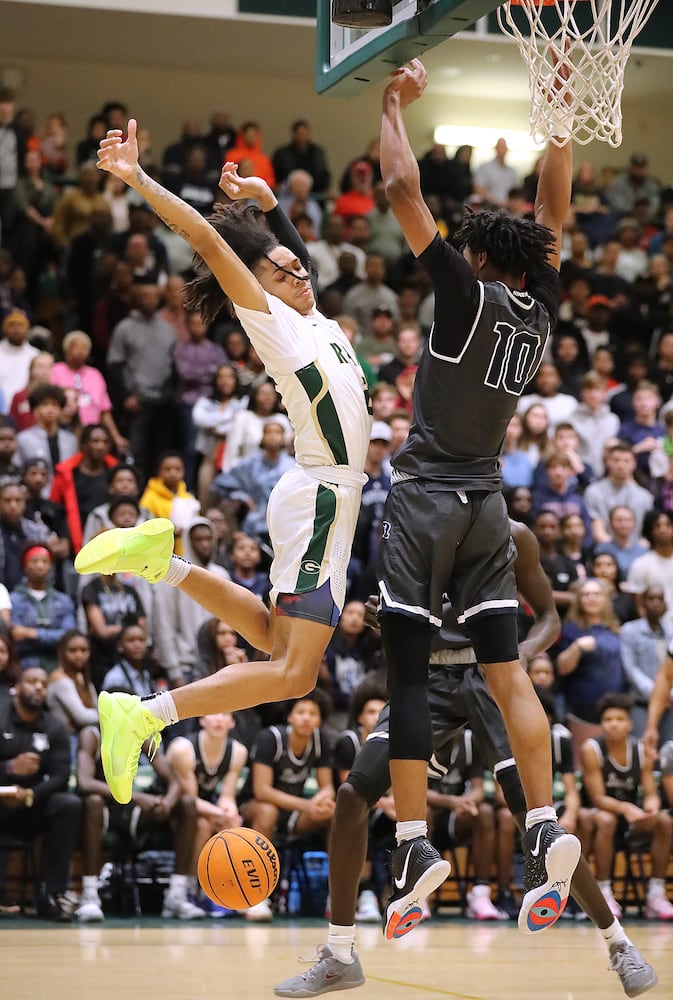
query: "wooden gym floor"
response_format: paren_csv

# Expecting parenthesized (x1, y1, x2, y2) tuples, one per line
(1, 919, 672, 1000)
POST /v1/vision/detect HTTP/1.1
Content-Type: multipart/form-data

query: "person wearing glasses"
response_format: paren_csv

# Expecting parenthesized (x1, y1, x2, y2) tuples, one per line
(73, 120, 372, 809)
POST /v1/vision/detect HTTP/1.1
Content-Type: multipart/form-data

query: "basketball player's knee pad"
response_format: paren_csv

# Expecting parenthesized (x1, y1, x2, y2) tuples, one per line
(496, 761, 527, 817)
(468, 613, 519, 665)
(381, 613, 433, 761)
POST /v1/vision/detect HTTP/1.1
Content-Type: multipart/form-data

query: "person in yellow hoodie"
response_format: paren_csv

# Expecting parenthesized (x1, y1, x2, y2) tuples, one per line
(139, 452, 199, 556)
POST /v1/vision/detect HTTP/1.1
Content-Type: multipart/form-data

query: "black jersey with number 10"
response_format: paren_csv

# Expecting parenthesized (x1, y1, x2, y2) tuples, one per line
(393, 233, 560, 491)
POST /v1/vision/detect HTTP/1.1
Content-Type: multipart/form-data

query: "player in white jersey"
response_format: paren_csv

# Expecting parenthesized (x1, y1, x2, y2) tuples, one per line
(76, 120, 372, 805)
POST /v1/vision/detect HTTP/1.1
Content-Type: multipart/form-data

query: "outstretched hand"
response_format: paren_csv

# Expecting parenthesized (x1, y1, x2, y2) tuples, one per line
(97, 119, 139, 182)
(219, 162, 272, 206)
(384, 58, 427, 108)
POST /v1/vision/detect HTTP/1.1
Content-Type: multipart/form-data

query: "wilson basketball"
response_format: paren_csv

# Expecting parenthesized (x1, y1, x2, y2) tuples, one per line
(197, 827, 280, 910)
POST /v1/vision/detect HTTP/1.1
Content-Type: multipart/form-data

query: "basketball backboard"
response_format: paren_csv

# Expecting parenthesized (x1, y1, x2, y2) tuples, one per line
(316, 0, 502, 95)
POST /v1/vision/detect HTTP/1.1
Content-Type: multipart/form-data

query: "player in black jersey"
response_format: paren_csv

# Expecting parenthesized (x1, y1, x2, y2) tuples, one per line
(581, 692, 673, 921)
(376, 57, 580, 937)
(273, 522, 657, 999)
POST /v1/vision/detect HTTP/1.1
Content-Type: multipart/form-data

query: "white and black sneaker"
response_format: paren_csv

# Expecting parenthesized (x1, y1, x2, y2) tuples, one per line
(383, 837, 451, 940)
(519, 820, 580, 934)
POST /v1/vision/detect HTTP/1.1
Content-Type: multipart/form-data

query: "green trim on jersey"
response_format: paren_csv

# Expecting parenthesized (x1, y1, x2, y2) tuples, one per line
(295, 485, 337, 593)
(296, 360, 349, 466)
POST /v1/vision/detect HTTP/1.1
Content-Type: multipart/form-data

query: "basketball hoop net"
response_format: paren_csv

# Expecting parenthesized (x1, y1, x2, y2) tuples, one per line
(497, 0, 660, 147)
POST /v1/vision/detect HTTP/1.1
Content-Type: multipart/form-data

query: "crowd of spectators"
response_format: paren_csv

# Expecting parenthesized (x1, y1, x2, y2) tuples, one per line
(1, 89, 673, 924)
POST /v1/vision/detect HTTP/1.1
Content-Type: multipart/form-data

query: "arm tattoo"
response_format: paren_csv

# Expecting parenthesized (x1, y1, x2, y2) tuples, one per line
(134, 167, 194, 241)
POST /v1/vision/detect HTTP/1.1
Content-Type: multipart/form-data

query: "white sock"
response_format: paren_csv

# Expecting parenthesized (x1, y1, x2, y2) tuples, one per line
(142, 690, 179, 726)
(163, 555, 192, 587)
(396, 820, 427, 846)
(647, 878, 664, 897)
(169, 873, 188, 898)
(81, 875, 99, 900)
(598, 880, 612, 893)
(525, 806, 557, 831)
(601, 918, 630, 950)
(327, 924, 355, 964)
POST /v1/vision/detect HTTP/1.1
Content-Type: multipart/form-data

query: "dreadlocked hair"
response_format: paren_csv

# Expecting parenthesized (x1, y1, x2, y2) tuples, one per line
(453, 209, 556, 277)
(184, 201, 279, 324)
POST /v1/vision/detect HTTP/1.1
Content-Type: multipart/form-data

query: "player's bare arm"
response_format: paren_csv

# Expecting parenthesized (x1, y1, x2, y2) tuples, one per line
(97, 120, 268, 313)
(534, 55, 573, 271)
(219, 162, 278, 213)
(644, 653, 673, 759)
(511, 521, 561, 666)
(380, 59, 438, 258)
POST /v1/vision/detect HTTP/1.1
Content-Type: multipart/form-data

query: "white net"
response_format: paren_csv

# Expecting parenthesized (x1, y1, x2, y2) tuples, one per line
(497, 0, 660, 147)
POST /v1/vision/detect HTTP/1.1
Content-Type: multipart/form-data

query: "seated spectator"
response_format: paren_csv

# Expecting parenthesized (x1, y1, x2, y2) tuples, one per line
(614, 217, 649, 284)
(584, 442, 653, 545)
(59, 387, 83, 441)
(501, 413, 534, 489)
(627, 510, 673, 627)
(531, 451, 592, 539)
(594, 505, 648, 577)
(174, 311, 227, 491)
(342, 252, 399, 342)
(166, 713, 248, 894)
(164, 144, 217, 217)
(591, 551, 637, 625)
(620, 587, 673, 742)
(518, 363, 578, 431)
(559, 512, 591, 581)
(533, 421, 594, 493)
(526, 652, 555, 690)
(241, 690, 335, 921)
(49, 424, 118, 555)
(50, 331, 128, 454)
(590, 345, 622, 397)
(228, 534, 270, 607)
(0, 633, 20, 700)
(556, 578, 627, 755)
(552, 329, 589, 399)
(10, 352, 54, 433)
(366, 181, 406, 268)
(221, 381, 282, 473)
(81, 463, 148, 546)
(308, 214, 366, 292)
(101, 619, 156, 697)
(90, 260, 134, 367)
(153, 517, 230, 688)
(0, 667, 81, 921)
(609, 353, 649, 424)
(192, 364, 246, 508)
(570, 372, 620, 479)
(0, 419, 21, 479)
(76, 725, 205, 921)
(272, 119, 330, 200)
(0, 309, 39, 410)
(201, 505, 235, 573)
(80, 513, 147, 690)
(277, 169, 322, 232)
(428, 728, 502, 921)
(324, 600, 381, 722)
(519, 402, 552, 468)
(46, 630, 98, 743)
(504, 485, 533, 527)
(369, 382, 398, 423)
(213, 416, 295, 545)
(139, 451, 199, 557)
(10, 545, 75, 672)
(533, 510, 578, 616)
(580, 692, 673, 921)
(16, 384, 79, 487)
(21, 458, 70, 565)
(0, 480, 52, 592)
(617, 380, 665, 492)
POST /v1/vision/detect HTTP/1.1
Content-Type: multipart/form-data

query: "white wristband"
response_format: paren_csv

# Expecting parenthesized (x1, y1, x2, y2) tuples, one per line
(163, 555, 192, 587)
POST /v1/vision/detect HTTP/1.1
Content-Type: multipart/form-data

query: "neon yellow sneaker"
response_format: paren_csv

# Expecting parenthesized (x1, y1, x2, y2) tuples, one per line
(98, 691, 166, 804)
(74, 518, 174, 583)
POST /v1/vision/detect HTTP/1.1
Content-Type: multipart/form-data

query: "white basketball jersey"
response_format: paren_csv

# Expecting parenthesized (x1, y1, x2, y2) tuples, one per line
(235, 291, 372, 474)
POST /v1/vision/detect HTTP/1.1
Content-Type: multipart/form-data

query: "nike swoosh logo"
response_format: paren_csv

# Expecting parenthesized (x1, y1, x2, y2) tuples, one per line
(530, 826, 544, 858)
(394, 846, 413, 890)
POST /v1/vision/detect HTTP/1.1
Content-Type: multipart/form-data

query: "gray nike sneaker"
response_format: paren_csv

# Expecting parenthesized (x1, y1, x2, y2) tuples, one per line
(274, 945, 365, 997)
(609, 942, 658, 998)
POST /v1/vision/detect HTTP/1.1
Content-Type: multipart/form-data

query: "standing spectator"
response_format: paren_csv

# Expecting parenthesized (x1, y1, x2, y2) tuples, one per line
(556, 578, 627, 754)
(165, 145, 217, 217)
(518, 363, 578, 430)
(570, 372, 620, 478)
(192, 363, 245, 507)
(75, 114, 107, 167)
(617, 380, 665, 491)
(9, 148, 58, 299)
(620, 587, 673, 742)
(46, 630, 98, 739)
(272, 120, 330, 200)
(51, 330, 127, 453)
(220, 380, 282, 473)
(277, 170, 323, 233)
(51, 161, 109, 250)
(500, 413, 534, 489)
(173, 311, 227, 491)
(605, 153, 661, 220)
(65, 202, 114, 333)
(473, 138, 517, 209)
(49, 424, 118, 555)
(10, 545, 76, 672)
(0, 667, 81, 921)
(0, 87, 19, 247)
(139, 452, 199, 557)
(0, 309, 38, 408)
(0, 480, 52, 592)
(594, 505, 648, 577)
(584, 442, 653, 544)
(202, 110, 237, 170)
(16, 384, 79, 486)
(342, 254, 399, 340)
(627, 510, 673, 627)
(158, 274, 189, 344)
(225, 122, 275, 189)
(106, 283, 177, 473)
(10, 351, 54, 433)
(333, 161, 375, 236)
(308, 214, 366, 291)
(0, 418, 20, 478)
(366, 182, 406, 268)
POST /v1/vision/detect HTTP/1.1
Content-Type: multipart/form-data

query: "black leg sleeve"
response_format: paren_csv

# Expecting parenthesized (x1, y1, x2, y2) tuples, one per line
(381, 612, 433, 761)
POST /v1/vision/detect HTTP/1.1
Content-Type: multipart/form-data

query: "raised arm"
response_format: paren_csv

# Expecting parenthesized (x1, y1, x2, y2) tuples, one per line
(534, 56, 574, 272)
(380, 59, 438, 258)
(97, 121, 267, 312)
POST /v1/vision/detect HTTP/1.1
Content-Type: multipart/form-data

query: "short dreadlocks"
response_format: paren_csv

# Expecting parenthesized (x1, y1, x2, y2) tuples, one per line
(453, 209, 556, 278)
